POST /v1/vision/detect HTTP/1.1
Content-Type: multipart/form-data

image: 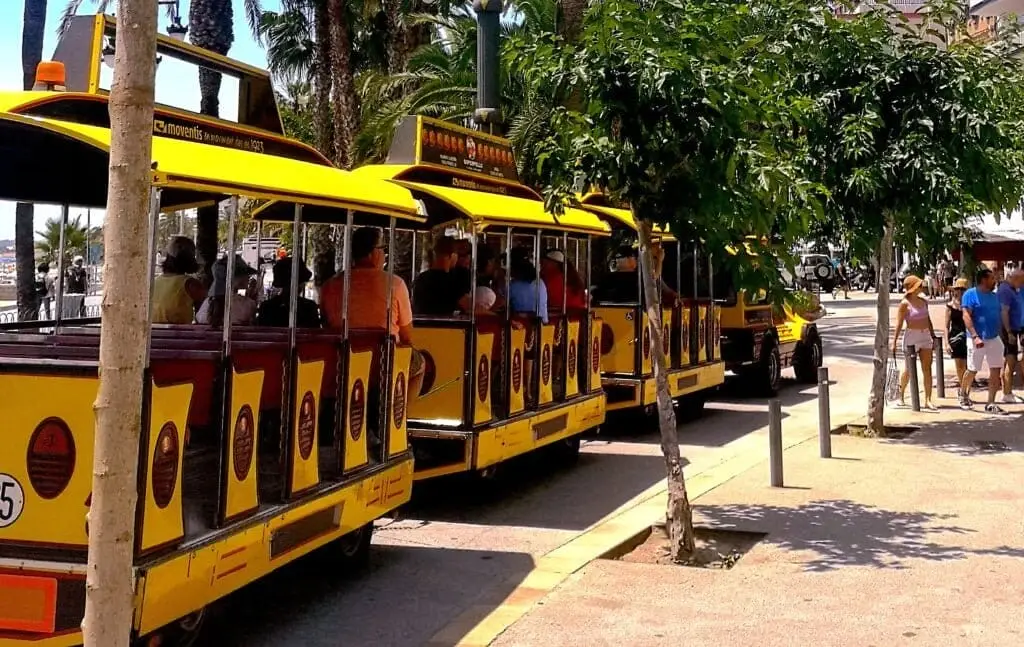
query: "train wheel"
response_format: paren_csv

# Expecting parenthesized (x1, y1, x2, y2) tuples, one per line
(324, 523, 373, 571)
(135, 609, 206, 647)
(549, 435, 582, 466)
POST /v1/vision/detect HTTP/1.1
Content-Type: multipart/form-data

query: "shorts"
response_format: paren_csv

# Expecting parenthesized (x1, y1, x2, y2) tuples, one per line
(999, 328, 1022, 357)
(967, 336, 1004, 373)
(948, 331, 967, 359)
(901, 329, 933, 353)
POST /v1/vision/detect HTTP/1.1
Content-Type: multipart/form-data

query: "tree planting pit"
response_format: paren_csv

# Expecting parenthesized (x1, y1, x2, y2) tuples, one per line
(608, 524, 766, 569)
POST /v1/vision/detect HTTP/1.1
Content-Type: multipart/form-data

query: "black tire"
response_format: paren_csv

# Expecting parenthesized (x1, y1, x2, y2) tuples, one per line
(135, 609, 205, 647)
(549, 435, 582, 465)
(325, 522, 373, 572)
(746, 340, 781, 396)
(676, 391, 708, 423)
(793, 332, 823, 384)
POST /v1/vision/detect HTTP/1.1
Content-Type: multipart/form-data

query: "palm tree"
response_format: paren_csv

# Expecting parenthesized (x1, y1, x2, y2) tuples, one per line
(18, 0, 49, 321)
(61, 0, 263, 282)
(36, 216, 90, 265)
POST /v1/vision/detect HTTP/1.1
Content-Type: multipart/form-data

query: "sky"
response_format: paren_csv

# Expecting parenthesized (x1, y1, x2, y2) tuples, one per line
(0, 0, 281, 241)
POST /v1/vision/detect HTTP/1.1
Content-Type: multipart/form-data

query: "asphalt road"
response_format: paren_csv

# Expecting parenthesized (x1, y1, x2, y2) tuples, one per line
(197, 295, 884, 646)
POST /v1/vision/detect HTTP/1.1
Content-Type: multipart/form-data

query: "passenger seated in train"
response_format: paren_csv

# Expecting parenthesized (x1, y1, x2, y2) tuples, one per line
(152, 236, 206, 324)
(450, 238, 473, 297)
(320, 226, 425, 397)
(541, 249, 587, 312)
(592, 245, 679, 306)
(412, 236, 471, 315)
(196, 256, 258, 325)
(255, 256, 322, 328)
(508, 248, 549, 323)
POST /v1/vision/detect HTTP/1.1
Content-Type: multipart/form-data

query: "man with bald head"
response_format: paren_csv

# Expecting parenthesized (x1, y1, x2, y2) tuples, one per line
(998, 268, 1024, 403)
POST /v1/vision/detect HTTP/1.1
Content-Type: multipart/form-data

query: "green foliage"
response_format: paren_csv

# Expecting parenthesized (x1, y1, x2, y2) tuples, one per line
(36, 216, 88, 263)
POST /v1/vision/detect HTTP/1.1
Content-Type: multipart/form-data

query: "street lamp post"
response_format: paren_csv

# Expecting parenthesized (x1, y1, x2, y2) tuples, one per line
(473, 0, 503, 134)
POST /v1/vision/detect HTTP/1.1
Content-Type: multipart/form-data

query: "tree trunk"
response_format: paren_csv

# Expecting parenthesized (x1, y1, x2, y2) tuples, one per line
(313, 0, 335, 161)
(327, 0, 361, 169)
(308, 225, 336, 287)
(558, 0, 588, 41)
(17, 0, 48, 321)
(636, 215, 695, 561)
(81, 2, 158, 646)
(866, 211, 895, 436)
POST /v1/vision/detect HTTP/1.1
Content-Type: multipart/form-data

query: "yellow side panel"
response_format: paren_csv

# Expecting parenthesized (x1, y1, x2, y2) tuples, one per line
(679, 307, 692, 367)
(409, 327, 467, 425)
(508, 326, 526, 415)
(224, 367, 263, 522)
(594, 306, 635, 374)
(641, 313, 652, 375)
(388, 346, 412, 457)
(473, 331, 495, 426)
(588, 317, 603, 392)
(343, 349, 372, 473)
(564, 320, 581, 398)
(137, 460, 414, 637)
(697, 305, 708, 363)
(140, 381, 193, 553)
(537, 324, 555, 405)
(719, 302, 745, 330)
(289, 359, 325, 497)
(475, 395, 605, 468)
(0, 373, 97, 549)
(712, 305, 722, 360)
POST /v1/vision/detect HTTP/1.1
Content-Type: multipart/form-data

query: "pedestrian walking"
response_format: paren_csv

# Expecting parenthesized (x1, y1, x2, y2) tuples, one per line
(945, 278, 969, 389)
(997, 269, 1024, 403)
(34, 263, 54, 320)
(959, 268, 1006, 413)
(892, 275, 937, 410)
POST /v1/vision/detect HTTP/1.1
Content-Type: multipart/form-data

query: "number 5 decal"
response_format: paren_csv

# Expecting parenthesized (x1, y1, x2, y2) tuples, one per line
(0, 474, 26, 528)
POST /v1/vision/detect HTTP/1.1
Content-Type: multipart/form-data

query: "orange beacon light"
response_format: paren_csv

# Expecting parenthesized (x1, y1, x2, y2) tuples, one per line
(33, 61, 67, 91)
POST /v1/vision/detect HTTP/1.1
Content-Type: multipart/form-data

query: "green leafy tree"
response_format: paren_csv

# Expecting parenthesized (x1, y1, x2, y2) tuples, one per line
(792, 1, 1024, 432)
(514, 0, 823, 561)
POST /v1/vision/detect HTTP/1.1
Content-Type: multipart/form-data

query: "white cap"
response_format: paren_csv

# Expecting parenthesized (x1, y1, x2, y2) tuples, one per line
(475, 286, 497, 310)
(545, 249, 565, 264)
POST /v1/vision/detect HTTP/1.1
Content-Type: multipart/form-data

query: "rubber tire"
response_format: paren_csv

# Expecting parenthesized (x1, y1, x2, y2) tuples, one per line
(793, 333, 823, 384)
(328, 522, 373, 572)
(747, 340, 781, 397)
(549, 435, 582, 466)
(676, 391, 707, 423)
(134, 609, 205, 647)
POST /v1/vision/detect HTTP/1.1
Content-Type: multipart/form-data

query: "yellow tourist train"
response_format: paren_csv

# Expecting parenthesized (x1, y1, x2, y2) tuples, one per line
(0, 15, 421, 647)
(575, 195, 726, 417)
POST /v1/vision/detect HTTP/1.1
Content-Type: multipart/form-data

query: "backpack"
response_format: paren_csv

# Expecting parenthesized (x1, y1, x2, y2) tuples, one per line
(34, 273, 47, 297)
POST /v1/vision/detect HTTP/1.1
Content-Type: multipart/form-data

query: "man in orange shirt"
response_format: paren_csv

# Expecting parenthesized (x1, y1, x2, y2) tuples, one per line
(321, 227, 425, 398)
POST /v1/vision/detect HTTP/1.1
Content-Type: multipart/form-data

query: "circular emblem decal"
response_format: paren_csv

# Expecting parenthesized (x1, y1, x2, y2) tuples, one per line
(298, 391, 316, 460)
(541, 345, 552, 384)
(0, 473, 25, 528)
(592, 337, 601, 373)
(512, 349, 523, 392)
(681, 323, 689, 351)
(643, 328, 651, 359)
(350, 379, 366, 442)
(567, 340, 577, 379)
(233, 405, 255, 482)
(26, 417, 76, 500)
(152, 422, 179, 509)
(477, 355, 490, 402)
(663, 328, 670, 355)
(393, 372, 407, 428)
(699, 320, 706, 348)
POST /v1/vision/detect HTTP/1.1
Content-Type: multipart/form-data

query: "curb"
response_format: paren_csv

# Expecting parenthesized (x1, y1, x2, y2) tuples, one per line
(426, 423, 828, 646)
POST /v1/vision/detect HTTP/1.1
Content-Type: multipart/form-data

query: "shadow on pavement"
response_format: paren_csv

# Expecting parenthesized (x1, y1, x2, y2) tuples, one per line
(405, 449, 667, 530)
(696, 498, 1024, 572)
(878, 413, 1024, 456)
(198, 542, 534, 647)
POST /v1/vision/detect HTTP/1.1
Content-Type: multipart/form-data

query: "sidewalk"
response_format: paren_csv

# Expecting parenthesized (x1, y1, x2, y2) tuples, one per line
(489, 404, 1024, 646)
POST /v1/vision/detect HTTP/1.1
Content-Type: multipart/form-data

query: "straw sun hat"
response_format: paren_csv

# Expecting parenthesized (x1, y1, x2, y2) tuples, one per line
(902, 274, 924, 297)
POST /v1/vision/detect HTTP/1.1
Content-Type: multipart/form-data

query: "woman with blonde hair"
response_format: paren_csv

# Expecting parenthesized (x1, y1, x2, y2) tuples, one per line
(892, 275, 937, 409)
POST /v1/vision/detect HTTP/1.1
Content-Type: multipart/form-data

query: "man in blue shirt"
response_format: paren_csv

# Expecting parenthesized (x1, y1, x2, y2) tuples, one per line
(997, 269, 1024, 403)
(960, 268, 1006, 413)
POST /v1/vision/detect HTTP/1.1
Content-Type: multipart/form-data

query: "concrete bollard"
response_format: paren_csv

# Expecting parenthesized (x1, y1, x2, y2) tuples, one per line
(907, 344, 921, 411)
(934, 336, 945, 399)
(817, 366, 832, 458)
(769, 399, 783, 487)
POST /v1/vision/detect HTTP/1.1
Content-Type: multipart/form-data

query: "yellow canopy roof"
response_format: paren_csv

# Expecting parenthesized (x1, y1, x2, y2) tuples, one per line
(577, 193, 676, 241)
(0, 111, 422, 220)
(351, 166, 610, 235)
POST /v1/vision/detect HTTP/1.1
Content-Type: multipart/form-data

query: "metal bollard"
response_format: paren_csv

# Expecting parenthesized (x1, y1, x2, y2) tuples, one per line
(769, 399, 784, 487)
(934, 336, 945, 399)
(907, 344, 921, 411)
(817, 366, 832, 458)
